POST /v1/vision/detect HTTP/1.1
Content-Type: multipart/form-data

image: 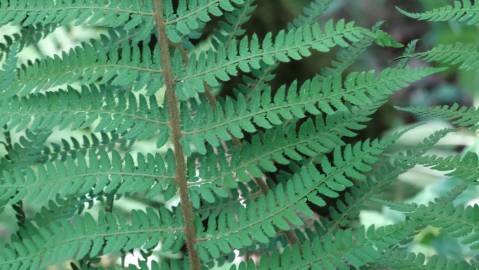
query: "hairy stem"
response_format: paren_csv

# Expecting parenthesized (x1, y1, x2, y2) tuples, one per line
(153, 1, 201, 269)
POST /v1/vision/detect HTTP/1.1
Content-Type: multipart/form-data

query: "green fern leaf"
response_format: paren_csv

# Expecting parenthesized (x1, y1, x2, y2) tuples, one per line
(411, 204, 479, 251)
(186, 106, 375, 207)
(233, 224, 413, 270)
(17, 198, 90, 237)
(211, 0, 257, 49)
(0, 130, 131, 171)
(194, 138, 394, 260)
(178, 20, 371, 97)
(232, 64, 278, 97)
(418, 152, 479, 183)
(288, 0, 332, 29)
(413, 42, 479, 71)
(0, 85, 169, 145)
(400, 103, 479, 130)
(0, 1, 458, 268)
(0, 0, 156, 41)
(319, 34, 374, 77)
(379, 250, 479, 270)
(0, 44, 18, 97)
(0, 129, 50, 170)
(40, 132, 133, 163)
(0, 149, 175, 208)
(182, 67, 440, 154)
(14, 40, 164, 96)
(395, 39, 419, 68)
(0, 208, 184, 269)
(165, 0, 246, 42)
(319, 128, 452, 237)
(397, 0, 479, 25)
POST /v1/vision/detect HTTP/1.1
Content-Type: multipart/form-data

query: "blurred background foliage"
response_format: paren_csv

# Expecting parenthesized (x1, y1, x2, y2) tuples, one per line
(1, 0, 479, 268)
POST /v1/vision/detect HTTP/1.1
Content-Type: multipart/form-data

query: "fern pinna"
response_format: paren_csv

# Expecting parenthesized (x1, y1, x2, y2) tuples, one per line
(0, 0, 477, 270)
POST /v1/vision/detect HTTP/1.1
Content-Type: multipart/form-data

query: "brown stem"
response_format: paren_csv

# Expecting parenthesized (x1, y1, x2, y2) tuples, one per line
(153, 1, 201, 269)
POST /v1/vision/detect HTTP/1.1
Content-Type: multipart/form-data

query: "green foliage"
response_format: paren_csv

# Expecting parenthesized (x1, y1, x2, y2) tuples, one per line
(0, 208, 184, 269)
(235, 224, 414, 270)
(288, 0, 332, 29)
(379, 251, 479, 270)
(0, 0, 156, 41)
(165, 0, 246, 42)
(211, 0, 257, 48)
(0, 85, 169, 145)
(178, 19, 371, 98)
(0, 148, 176, 208)
(182, 67, 439, 154)
(194, 138, 396, 261)
(397, 0, 479, 25)
(409, 42, 479, 71)
(0, 1, 476, 270)
(412, 203, 479, 251)
(14, 39, 165, 96)
(185, 107, 374, 206)
(401, 103, 479, 130)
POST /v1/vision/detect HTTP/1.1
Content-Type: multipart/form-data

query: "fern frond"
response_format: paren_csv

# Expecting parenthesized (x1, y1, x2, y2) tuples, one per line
(320, 128, 453, 236)
(14, 40, 165, 96)
(186, 106, 374, 206)
(211, 0, 257, 49)
(233, 224, 413, 270)
(0, 85, 169, 146)
(319, 23, 403, 78)
(320, 182, 377, 235)
(413, 42, 479, 71)
(164, 0, 246, 42)
(194, 138, 394, 260)
(232, 107, 372, 172)
(0, 129, 50, 169)
(178, 20, 371, 97)
(232, 64, 277, 97)
(374, 29, 403, 48)
(319, 34, 374, 77)
(0, 208, 184, 269)
(379, 250, 479, 270)
(40, 132, 132, 163)
(0, 0, 156, 41)
(0, 24, 57, 52)
(411, 203, 479, 251)
(395, 39, 419, 68)
(0, 149, 175, 208)
(182, 67, 440, 154)
(224, 0, 334, 97)
(0, 44, 18, 97)
(397, 0, 479, 25)
(417, 152, 479, 183)
(227, 26, 394, 98)
(17, 197, 92, 235)
(400, 103, 479, 130)
(0, 130, 131, 171)
(288, 0, 332, 29)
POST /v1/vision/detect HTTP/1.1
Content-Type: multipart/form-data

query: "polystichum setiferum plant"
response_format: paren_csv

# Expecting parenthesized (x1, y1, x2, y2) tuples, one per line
(0, 0, 478, 269)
